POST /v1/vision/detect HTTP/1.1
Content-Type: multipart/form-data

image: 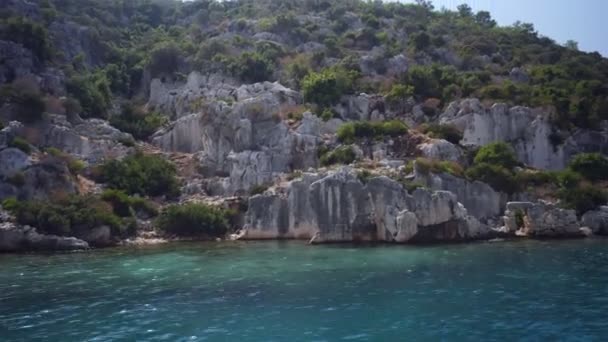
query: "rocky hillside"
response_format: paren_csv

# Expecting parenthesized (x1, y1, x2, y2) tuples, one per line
(1, 0, 608, 251)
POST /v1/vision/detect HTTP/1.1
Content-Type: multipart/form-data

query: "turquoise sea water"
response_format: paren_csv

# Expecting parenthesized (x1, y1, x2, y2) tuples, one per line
(1, 239, 608, 341)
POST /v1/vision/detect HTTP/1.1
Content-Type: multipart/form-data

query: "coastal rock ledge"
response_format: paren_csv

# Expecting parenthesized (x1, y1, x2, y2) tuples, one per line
(239, 167, 496, 243)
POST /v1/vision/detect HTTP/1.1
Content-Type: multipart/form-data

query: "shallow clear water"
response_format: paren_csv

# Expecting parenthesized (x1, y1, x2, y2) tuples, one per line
(1, 239, 608, 341)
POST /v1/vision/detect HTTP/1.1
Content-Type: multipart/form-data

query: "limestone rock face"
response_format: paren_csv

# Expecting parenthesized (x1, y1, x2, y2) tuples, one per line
(334, 94, 386, 121)
(0, 40, 36, 84)
(0, 224, 89, 252)
(41, 115, 133, 164)
(242, 168, 492, 243)
(418, 139, 462, 162)
(150, 74, 318, 195)
(581, 207, 608, 235)
(0, 148, 31, 177)
(413, 167, 504, 220)
(7, 157, 78, 201)
(439, 98, 608, 170)
(503, 202, 582, 237)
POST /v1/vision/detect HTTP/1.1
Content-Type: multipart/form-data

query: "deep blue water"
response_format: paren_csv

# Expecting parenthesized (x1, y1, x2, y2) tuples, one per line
(1, 239, 608, 341)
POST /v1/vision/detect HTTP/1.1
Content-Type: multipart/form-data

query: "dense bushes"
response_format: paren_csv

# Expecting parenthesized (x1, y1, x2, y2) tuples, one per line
(419, 124, 463, 144)
(559, 186, 608, 215)
(466, 162, 517, 194)
(0, 80, 46, 123)
(0, 16, 51, 61)
(227, 52, 274, 83)
(337, 120, 408, 143)
(8, 137, 32, 154)
(97, 153, 180, 198)
(466, 142, 519, 193)
(110, 104, 167, 140)
(320, 146, 357, 166)
(301, 68, 358, 107)
(148, 42, 182, 78)
(66, 72, 111, 119)
(416, 158, 464, 177)
(474, 142, 519, 169)
(100, 189, 158, 218)
(567, 153, 608, 182)
(155, 203, 230, 237)
(2, 195, 131, 238)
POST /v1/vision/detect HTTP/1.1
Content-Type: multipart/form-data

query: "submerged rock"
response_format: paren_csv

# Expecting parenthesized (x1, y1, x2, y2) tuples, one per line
(0, 224, 89, 252)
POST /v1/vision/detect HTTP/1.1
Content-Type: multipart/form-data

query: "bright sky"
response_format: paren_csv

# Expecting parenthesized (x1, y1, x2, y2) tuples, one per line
(400, 0, 608, 56)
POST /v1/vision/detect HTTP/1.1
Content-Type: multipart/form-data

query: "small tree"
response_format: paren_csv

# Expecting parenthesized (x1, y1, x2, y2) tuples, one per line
(474, 142, 519, 169)
(568, 153, 608, 182)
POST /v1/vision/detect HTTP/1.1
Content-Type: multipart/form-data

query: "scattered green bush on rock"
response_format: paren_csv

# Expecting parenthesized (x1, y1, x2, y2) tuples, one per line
(558, 185, 608, 215)
(110, 104, 167, 140)
(3, 195, 131, 238)
(337, 120, 408, 143)
(97, 152, 180, 198)
(419, 123, 463, 145)
(465, 162, 518, 194)
(320, 146, 357, 166)
(568, 153, 608, 182)
(155, 203, 230, 238)
(9, 137, 32, 154)
(474, 142, 519, 169)
(302, 68, 358, 107)
(100, 189, 158, 218)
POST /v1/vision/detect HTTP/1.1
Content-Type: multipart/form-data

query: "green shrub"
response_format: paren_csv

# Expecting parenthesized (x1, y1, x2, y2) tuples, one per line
(415, 158, 464, 177)
(0, 16, 51, 61)
(474, 142, 519, 169)
(228, 52, 274, 83)
(97, 152, 180, 198)
(155, 203, 230, 237)
(556, 169, 583, 189)
(465, 162, 518, 194)
(419, 124, 463, 144)
(357, 170, 373, 183)
(7, 172, 25, 187)
(67, 159, 86, 175)
(4, 195, 130, 238)
(558, 185, 607, 215)
(568, 153, 608, 182)
(320, 108, 334, 121)
(320, 146, 357, 166)
(110, 104, 167, 140)
(1, 82, 46, 123)
(301, 68, 358, 107)
(148, 42, 182, 78)
(9, 137, 32, 154)
(101, 189, 158, 218)
(515, 170, 557, 188)
(385, 84, 414, 105)
(66, 72, 111, 119)
(250, 184, 270, 196)
(337, 120, 408, 143)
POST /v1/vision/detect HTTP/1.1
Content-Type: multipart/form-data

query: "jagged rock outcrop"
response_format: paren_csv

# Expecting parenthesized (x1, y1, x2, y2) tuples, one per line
(240, 167, 494, 243)
(413, 165, 505, 220)
(439, 98, 608, 170)
(151, 75, 319, 194)
(0, 148, 31, 177)
(40, 115, 133, 163)
(0, 40, 36, 84)
(0, 221, 89, 252)
(581, 207, 608, 235)
(503, 202, 583, 237)
(418, 139, 462, 162)
(334, 94, 386, 121)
